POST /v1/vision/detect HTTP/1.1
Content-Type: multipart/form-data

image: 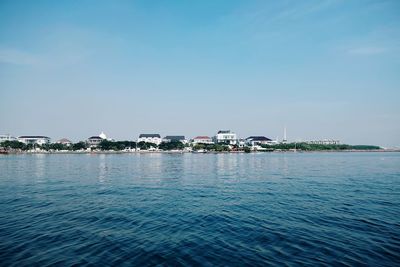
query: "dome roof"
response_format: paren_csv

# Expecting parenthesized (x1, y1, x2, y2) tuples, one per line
(99, 132, 107, 139)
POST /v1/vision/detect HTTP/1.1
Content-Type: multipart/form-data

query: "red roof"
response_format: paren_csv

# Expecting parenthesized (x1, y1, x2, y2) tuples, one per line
(194, 136, 211, 139)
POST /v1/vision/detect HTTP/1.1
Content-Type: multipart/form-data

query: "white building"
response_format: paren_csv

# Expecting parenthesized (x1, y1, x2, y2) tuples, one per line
(138, 134, 162, 145)
(87, 132, 108, 147)
(305, 140, 340, 145)
(238, 139, 246, 148)
(163, 136, 187, 144)
(192, 136, 214, 145)
(214, 130, 237, 145)
(245, 136, 277, 146)
(18, 136, 51, 145)
(0, 134, 17, 143)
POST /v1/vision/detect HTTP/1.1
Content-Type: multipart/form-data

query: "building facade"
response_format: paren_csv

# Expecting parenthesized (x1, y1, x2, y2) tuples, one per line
(192, 136, 214, 145)
(214, 130, 237, 145)
(87, 132, 108, 147)
(0, 134, 17, 143)
(138, 134, 162, 145)
(245, 136, 276, 146)
(18, 136, 51, 145)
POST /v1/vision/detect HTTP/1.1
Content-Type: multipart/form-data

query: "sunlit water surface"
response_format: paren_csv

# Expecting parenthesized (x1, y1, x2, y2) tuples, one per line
(0, 153, 399, 266)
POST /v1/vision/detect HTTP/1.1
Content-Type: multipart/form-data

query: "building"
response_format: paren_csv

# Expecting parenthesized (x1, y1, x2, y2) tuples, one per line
(87, 136, 103, 147)
(305, 140, 340, 145)
(245, 136, 276, 146)
(214, 130, 237, 145)
(18, 136, 51, 145)
(163, 136, 187, 144)
(192, 136, 214, 145)
(0, 134, 17, 143)
(57, 138, 72, 146)
(87, 132, 108, 147)
(238, 139, 246, 148)
(138, 134, 162, 145)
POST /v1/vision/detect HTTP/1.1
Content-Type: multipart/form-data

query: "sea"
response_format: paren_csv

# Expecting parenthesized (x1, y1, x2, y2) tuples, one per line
(0, 152, 399, 266)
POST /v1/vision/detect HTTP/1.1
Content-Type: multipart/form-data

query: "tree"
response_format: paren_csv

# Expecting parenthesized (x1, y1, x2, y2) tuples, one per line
(0, 141, 26, 150)
(137, 141, 157, 150)
(72, 142, 87, 150)
(159, 141, 184, 151)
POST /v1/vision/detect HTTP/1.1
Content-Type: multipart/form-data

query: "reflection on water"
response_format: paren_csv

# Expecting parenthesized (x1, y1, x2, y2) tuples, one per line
(33, 154, 46, 182)
(0, 153, 399, 266)
(98, 154, 107, 183)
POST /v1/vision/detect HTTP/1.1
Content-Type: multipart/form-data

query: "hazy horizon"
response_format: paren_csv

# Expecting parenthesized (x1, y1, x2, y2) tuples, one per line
(1, 1, 399, 147)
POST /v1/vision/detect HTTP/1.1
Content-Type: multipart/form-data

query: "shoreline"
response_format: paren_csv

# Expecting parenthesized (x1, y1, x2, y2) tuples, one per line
(1, 149, 399, 155)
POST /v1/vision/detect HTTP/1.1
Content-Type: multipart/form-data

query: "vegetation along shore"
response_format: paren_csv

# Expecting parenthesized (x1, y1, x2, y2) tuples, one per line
(0, 140, 388, 154)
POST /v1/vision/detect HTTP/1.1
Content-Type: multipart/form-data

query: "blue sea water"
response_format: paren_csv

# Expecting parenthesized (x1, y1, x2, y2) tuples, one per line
(0, 152, 399, 266)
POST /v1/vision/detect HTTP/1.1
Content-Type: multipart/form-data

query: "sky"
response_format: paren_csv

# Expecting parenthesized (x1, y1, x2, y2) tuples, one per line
(0, 0, 399, 147)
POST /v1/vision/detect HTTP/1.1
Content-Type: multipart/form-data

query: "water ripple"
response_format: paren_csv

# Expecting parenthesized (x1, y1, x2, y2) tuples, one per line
(0, 153, 399, 266)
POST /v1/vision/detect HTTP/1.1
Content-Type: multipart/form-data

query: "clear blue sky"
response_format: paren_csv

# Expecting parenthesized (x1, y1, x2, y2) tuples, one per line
(0, 0, 399, 147)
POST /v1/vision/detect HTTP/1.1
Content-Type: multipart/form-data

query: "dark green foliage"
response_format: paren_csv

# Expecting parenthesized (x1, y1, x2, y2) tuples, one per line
(98, 140, 136, 151)
(351, 145, 381, 150)
(0, 141, 26, 149)
(193, 143, 230, 152)
(72, 142, 87, 151)
(40, 143, 69, 151)
(137, 141, 157, 150)
(158, 141, 184, 150)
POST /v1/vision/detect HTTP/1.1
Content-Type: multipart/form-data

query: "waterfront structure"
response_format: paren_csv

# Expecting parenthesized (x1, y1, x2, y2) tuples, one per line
(214, 130, 237, 145)
(238, 139, 246, 148)
(305, 140, 340, 145)
(87, 132, 108, 147)
(192, 136, 214, 145)
(18, 136, 51, 145)
(163, 136, 187, 144)
(0, 134, 17, 143)
(138, 134, 162, 145)
(246, 136, 277, 146)
(56, 138, 72, 146)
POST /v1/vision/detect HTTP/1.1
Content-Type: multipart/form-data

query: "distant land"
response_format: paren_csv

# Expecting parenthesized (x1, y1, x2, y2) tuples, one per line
(0, 138, 393, 155)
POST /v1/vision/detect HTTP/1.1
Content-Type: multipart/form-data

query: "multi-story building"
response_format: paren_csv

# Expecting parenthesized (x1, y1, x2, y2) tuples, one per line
(192, 136, 214, 145)
(138, 134, 162, 145)
(87, 132, 108, 147)
(214, 130, 237, 145)
(0, 134, 17, 143)
(18, 136, 51, 145)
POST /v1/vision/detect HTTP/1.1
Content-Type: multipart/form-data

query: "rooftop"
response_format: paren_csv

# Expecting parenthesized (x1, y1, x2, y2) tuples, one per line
(88, 136, 103, 140)
(217, 130, 232, 134)
(164, 136, 185, 141)
(246, 136, 272, 141)
(194, 136, 211, 139)
(18, 136, 50, 139)
(57, 138, 72, 143)
(139, 134, 161, 138)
